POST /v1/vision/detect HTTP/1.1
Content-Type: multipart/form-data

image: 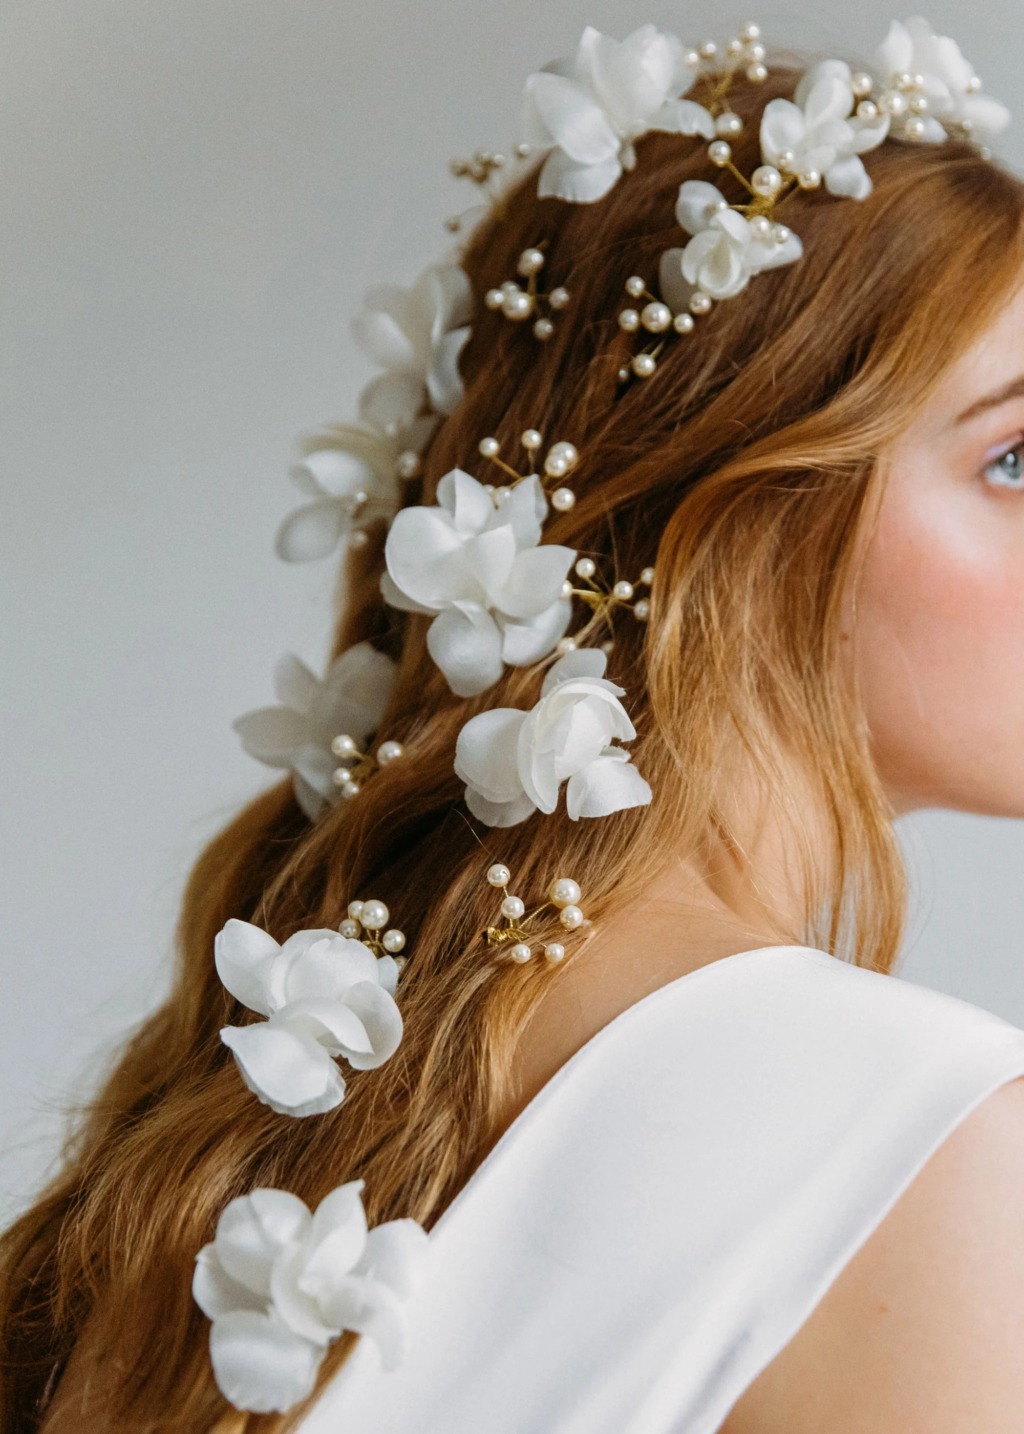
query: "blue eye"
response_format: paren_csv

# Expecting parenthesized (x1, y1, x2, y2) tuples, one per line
(983, 442, 1024, 489)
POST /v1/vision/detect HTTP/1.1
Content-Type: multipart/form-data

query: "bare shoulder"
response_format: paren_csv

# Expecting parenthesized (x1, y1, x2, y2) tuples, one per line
(721, 1072, 1024, 1434)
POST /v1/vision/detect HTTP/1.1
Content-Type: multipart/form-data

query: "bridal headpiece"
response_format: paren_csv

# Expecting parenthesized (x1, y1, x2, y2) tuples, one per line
(196, 14, 1011, 1413)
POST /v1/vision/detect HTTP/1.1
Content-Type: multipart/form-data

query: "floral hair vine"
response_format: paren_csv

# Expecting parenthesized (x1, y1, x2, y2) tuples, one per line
(198, 14, 1011, 1416)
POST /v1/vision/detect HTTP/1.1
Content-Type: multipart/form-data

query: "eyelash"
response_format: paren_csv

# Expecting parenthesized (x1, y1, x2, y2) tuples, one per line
(982, 440, 1024, 490)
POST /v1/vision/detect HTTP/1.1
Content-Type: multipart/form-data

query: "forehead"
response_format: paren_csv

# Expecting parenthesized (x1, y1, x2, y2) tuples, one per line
(938, 277, 1024, 401)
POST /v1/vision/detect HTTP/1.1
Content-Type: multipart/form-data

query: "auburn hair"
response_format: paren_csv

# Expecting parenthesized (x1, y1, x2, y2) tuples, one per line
(4, 58, 1024, 1434)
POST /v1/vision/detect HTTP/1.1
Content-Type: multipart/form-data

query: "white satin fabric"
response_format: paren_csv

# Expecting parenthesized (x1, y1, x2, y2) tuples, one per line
(296, 943, 1024, 1433)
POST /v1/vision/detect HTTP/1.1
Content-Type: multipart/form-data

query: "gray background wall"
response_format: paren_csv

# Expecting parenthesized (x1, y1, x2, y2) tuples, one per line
(3, 0, 1023, 1221)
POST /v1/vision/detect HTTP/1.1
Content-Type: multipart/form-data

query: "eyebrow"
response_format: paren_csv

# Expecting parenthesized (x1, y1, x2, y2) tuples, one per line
(953, 375, 1024, 425)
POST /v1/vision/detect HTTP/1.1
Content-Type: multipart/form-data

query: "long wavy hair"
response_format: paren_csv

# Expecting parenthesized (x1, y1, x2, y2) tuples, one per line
(4, 56, 1024, 1434)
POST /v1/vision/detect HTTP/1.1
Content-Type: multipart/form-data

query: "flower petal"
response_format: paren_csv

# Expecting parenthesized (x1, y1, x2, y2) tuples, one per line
(208, 1309, 323, 1413)
(273, 653, 320, 714)
(463, 785, 538, 827)
(274, 501, 349, 564)
(426, 326, 470, 415)
(565, 749, 653, 819)
(523, 71, 620, 165)
(193, 1245, 266, 1320)
(213, 1188, 312, 1295)
(426, 605, 505, 697)
(384, 505, 469, 610)
(760, 98, 807, 161)
(357, 370, 426, 432)
(454, 706, 528, 802)
(675, 180, 728, 235)
(352, 1218, 430, 1299)
(537, 146, 622, 204)
(493, 544, 577, 620)
(214, 919, 281, 1017)
(539, 646, 608, 696)
(232, 707, 310, 768)
(310, 641, 396, 747)
(221, 1020, 347, 1117)
(824, 152, 872, 200)
(498, 599, 572, 667)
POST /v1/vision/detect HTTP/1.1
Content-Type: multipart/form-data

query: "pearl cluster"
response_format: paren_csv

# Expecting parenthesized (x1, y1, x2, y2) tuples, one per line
(482, 862, 587, 965)
(338, 898, 409, 975)
(617, 273, 699, 381)
(556, 560, 655, 654)
(683, 21, 769, 89)
(329, 732, 405, 799)
(477, 428, 580, 512)
(445, 142, 534, 233)
(484, 243, 571, 342)
(856, 65, 990, 153)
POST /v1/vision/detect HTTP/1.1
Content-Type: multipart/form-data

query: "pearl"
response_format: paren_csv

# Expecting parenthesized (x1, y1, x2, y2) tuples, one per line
(612, 579, 634, 601)
(684, 48, 701, 67)
(689, 291, 713, 315)
(641, 301, 672, 333)
(618, 307, 640, 332)
(548, 286, 571, 310)
(382, 928, 406, 953)
(331, 733, 358, 758)
(360, 899, 389, 931)
(559, 904, 584, 930)
(894, 70, 914, 90)
(773, 223, 791, 244)
(521, 428, 543, 451)
(575, 557, 596, 579)
(339, 918, 361, 938)
(908, 94, 929, 115)
(487, 863, 511, 887)
(601, 638, 615, 654)
(549, 877, 581, 907)
(640, 566, 655, 585)
(797, 169, 822, 189)
(501, 289, 533, 320)
(746, 61, 768, 82)
(967, 74, 982, 92)
(533, 317, 555, 341)
(726, 37, 743, 56)
(478, 436, 500, 458)
(501, 894, 525, 920)
(747, 41, 766, 61)
(880, 90, 908, 117)
(348, 899, 364, 920)
(516, 142, 532, 158)
(395, 450, 421, 479)
(485, 288, 504, 309)
(751, 164, 782, 196)
(740, 21, 761, 41)
(517, 247, 546, 276)
(673, 312, 696, 334)
(716, 111, 743, 137)
(543, 452, 569, 478)
(376, 739, 404, 764)
(493, 485, 512, 503)
(624, 275, 646, 298)
(501, 281, 519, 295)
(547, 441, 579, 470)
(617, 367, 630, 383)
(851, 70, 873, 98)
(749, 214, 772, 241)
(708, 140, 732, 167)
(560, 579, 573, 598)
(631, 353, 657, 378)
(509, 942, 533, 964)
(904, 116, 926, 141)
(556, 636, 577, 655)
(338, 778, 360, 799)
(393, 955, 408, 976)
(856, 99, 879, 121)
(698, 39, 718, 59)
(551, 487, 576, 511)
(544, 942, 566, 963)
(634, 598, 650, 620)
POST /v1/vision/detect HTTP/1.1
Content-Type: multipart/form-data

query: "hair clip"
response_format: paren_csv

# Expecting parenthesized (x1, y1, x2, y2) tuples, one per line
(556, 559, 653, 655)
(338, 897, 409, 973)
(477, 427, 581, 512)
(482, 862, 587, 964)
(483, 243, 572, 341)
(330, 732, 405, 799)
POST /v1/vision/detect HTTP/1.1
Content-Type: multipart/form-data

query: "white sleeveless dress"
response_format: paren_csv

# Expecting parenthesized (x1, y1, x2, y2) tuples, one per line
(295, 943, 1024, 1433)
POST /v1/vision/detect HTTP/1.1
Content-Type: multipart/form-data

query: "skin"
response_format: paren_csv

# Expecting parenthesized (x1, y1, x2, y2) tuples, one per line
(41, 286, 1024, 1432)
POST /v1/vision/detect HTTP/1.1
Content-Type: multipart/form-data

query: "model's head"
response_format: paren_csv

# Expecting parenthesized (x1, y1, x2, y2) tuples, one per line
(4, 37, 1024, 1434)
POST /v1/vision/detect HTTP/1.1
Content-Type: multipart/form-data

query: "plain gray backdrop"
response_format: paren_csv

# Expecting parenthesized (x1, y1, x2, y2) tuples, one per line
(4, 0, 1024, 1221)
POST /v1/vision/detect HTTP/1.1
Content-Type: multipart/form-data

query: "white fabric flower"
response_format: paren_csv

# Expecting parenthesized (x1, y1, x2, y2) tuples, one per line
(215, 918, 403, 1116)
(521, 24, 716, 203)
(453, 647, 652, 826)
(381, 468, 576, 698)
(193, 1181, 428, 1412)
(351, 259, 473, 420)
(760, 59, 890, 200)
(658, 180, 804, 304)
(233, 641, 397, 821)
(876, 17, 1011, 144)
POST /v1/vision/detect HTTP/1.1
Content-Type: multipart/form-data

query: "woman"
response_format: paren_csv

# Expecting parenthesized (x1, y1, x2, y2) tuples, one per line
(6, 17, 1024, 1432)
